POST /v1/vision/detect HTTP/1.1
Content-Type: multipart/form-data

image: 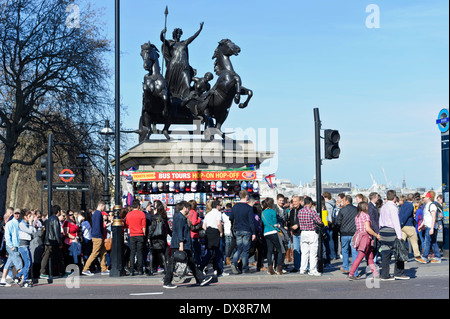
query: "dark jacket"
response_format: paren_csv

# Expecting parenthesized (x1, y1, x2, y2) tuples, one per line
(230, 202, 255, 235)
(368, 201, 380, 234)
(44, 215, 62, 246)
(149, 213, 172, 250)
(289, 205, 302, 236)
(336, 204, 357, 236)
(399, 201, 415, 228)
(170, 211, 192, 251)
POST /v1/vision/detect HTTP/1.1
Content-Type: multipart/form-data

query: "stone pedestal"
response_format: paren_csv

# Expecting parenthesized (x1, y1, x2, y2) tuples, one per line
(115, 139, 273, 171)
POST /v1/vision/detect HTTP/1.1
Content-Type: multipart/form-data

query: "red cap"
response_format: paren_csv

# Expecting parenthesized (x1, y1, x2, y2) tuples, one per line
(424, 192, 432, 198)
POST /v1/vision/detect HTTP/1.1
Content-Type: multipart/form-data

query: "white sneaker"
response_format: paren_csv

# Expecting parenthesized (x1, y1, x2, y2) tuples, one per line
(199, 275, 213, 286)
(0, 281, 11, 287)
(163, 283, 177, 289)
(309, 270, 322, 276)
(218, 272, 230, 277)
(101, 270, 110, 275)
(82, 270, 94, 276)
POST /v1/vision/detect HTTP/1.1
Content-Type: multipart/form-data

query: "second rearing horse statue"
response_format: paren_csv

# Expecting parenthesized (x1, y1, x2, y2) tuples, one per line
(198, 39, 253, 135)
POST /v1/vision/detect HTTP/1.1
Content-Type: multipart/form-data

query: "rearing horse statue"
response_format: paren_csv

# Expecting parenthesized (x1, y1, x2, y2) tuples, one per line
(138, 42, 171, 141)
(197, 39, 253, 134)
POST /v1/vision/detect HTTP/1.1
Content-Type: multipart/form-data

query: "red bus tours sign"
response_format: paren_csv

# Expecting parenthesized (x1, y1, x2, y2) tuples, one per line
(131, 170, 257, 182)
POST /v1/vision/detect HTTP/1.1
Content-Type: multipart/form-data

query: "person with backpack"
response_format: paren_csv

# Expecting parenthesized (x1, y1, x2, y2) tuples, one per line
(149, 200, 172, 275)
(416, 192, 441, 264)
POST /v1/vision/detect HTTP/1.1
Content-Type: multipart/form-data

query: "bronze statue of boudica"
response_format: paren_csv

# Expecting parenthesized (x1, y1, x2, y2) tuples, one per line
(138, 8, 252, 142)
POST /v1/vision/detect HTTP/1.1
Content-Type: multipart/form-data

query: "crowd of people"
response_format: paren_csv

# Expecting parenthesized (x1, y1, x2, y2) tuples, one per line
(0, 188, 445, 288)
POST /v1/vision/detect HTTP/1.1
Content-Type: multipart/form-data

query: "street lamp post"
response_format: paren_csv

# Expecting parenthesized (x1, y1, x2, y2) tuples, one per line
(110, 0, 123, 277)
(100, 120, 114, 210)
(77, 153, 88, 212)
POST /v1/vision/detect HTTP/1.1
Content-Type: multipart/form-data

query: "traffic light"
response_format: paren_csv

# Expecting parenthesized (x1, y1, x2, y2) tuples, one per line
(36, 156, 48, 181)
(324, 129, 340, 159)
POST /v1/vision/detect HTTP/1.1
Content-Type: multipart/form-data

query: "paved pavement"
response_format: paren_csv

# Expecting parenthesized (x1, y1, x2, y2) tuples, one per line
(1, 256, 448, 304)
(34, 255, 449, 287)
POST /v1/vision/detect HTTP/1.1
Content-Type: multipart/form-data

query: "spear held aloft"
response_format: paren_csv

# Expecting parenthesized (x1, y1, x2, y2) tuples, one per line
(161, 6, 168, 76)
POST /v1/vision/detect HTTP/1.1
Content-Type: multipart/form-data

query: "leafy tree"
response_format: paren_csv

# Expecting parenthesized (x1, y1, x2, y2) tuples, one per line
(0, 0, 113, 215)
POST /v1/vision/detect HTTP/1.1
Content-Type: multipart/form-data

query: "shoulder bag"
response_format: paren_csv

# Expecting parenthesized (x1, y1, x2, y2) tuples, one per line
(151, 219, 164, 238)
(394, 238, 409, 262)
(262, 210, 289, 247)
(189, 211, 203, 232)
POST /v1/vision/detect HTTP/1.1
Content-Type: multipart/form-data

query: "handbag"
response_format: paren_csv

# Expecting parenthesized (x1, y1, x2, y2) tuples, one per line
(104, 237, 112, 251)
(189, 212, 203, 232)
(394, 238, 409, 262)
(173, 250, 187, 263)
(151, 219, 164, 238)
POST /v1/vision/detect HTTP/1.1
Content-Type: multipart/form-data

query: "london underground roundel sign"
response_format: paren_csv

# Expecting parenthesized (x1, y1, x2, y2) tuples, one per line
(59, 169, 75, 182)
(436, 108, 449, 133)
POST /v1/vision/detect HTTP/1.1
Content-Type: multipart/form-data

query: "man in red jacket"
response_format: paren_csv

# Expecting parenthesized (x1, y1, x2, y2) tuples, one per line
(125, 199, 147, 276)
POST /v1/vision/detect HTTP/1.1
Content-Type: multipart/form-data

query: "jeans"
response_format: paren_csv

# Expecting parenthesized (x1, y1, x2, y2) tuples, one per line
(192, 238, 202, 268)
(292, 234, 301, 270)
(129, 236, 145, 272)
(224, 235, 232, 260)
(232, 231, 252, 272)
(82, 238, 93, 262)
(265, 233, 283, 267)
(18, 246, 32, 281)
(322, 227, 333, 264)
(341, 235, 359, 275)
(325, 227, 336, 260)
(4, 246, 23, 271)
(422, 227, 441, 260)
(417, 229, 425, 252)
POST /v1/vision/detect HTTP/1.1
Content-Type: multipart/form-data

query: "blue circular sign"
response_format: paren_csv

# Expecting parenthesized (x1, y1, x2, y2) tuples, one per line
(437, 108, 449, 133)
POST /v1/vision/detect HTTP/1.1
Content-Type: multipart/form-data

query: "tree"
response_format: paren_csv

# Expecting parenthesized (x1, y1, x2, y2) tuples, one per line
(0, 0, 112, 215)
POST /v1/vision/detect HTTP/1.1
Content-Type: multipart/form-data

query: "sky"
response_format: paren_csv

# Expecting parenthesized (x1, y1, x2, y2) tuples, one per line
(89, 0, 448, 190)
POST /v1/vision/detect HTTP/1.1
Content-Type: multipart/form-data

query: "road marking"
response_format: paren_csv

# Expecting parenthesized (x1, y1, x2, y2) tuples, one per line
(130, 292, 164, 296)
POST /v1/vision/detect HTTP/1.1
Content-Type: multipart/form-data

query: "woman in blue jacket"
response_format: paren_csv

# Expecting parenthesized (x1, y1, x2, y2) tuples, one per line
(261, 198, 284, 275)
